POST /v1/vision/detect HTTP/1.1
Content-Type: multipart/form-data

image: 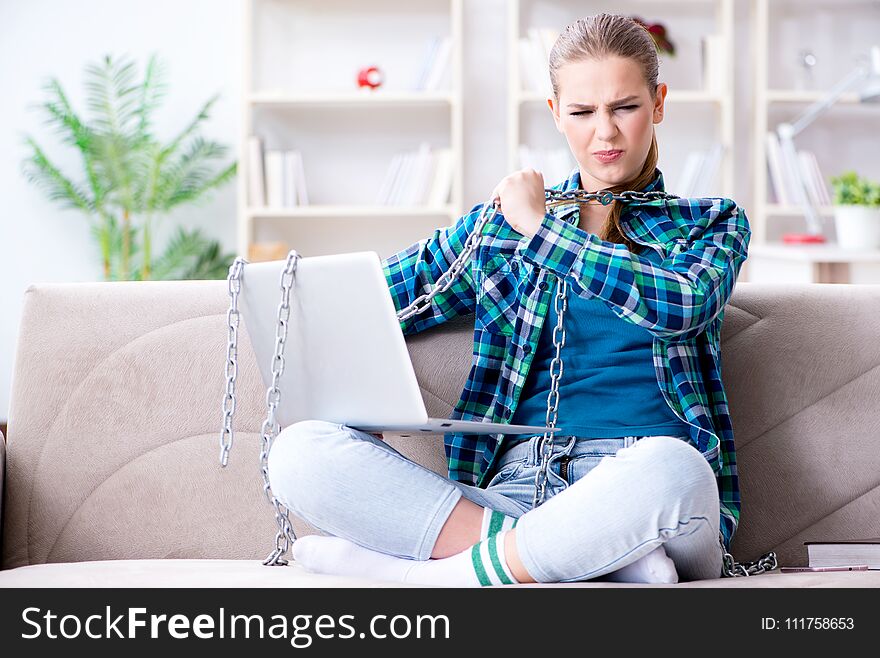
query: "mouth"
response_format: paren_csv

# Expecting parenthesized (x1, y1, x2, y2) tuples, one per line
(594, 150, 624, 163)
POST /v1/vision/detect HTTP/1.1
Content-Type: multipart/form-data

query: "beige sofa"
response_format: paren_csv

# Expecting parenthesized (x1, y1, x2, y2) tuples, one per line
(1, 280, 879, 588)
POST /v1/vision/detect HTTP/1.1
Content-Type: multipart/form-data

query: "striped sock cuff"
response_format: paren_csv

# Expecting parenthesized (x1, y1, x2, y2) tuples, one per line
(479, 508, 519, 541)
(471, 530, 520, 586)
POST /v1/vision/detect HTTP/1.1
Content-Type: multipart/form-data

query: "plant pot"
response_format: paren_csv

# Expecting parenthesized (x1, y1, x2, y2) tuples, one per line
(833, 205, 880, 249)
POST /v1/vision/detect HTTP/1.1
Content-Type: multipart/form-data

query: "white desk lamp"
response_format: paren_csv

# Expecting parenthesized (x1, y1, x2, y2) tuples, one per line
(776, 45, 880, 244)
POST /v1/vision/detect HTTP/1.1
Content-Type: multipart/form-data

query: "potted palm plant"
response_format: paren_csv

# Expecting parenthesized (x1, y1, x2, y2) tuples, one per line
(830, 171, 880, 249)
(22, 53, 237, 280)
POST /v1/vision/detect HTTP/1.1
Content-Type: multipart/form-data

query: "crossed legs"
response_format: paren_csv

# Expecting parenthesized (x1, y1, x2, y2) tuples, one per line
(266, 420, 721, 584)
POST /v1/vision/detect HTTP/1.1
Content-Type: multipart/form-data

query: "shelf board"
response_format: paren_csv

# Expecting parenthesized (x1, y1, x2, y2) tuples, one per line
(248, 205, 456, 219)
(517, 89, 723, 104)
(749, 242, 880, 263)
(248, 91, 455, 108)
(765, 90, 863, 104)
(764, 204, 835, 216)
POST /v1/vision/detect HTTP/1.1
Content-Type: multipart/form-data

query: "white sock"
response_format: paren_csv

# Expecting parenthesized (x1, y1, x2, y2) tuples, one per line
(480, 507, 518, 540)
(291, 531, 521, 587)
(603, 544, 679, 584)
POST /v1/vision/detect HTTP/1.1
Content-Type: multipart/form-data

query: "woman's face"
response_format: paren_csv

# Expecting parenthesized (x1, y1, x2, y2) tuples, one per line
(549, 56, 666, 191)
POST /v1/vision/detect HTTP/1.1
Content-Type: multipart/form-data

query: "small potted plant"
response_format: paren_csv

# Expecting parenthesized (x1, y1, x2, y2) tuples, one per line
(829, 171, 880, 249)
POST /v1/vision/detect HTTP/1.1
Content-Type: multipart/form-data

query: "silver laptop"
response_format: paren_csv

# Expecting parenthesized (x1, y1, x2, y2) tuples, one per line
(237, 251, 557, 436)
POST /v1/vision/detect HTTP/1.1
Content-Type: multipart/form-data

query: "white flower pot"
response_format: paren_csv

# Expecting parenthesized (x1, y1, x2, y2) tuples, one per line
(833, 205, 880, 249)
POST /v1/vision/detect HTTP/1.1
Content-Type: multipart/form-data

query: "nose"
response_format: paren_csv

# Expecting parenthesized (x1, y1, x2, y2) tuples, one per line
(596, 109, 619, 142)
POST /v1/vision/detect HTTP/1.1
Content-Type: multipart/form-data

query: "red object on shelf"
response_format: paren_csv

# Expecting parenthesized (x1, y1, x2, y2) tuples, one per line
(781, 233, 827, 244)
(357, 66, 384, 90)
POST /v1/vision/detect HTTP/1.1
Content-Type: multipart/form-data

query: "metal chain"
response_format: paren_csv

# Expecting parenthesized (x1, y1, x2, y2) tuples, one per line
(396, 189, 672, 321)
(397, 205, 496, 322)
(544, 189, 675, 210)
(532, 275, 568, 508)
(720, 531, 778, 577)
(220, 185, 777, 576)
(219, 258, 245, 468)
(220, 251, 301, 566)
(257, 251, 301, 566)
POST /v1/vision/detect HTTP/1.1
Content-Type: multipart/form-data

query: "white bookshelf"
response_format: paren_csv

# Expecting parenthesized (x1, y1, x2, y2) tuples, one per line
(507, 0, 736, 196)
(750, 0, 880, 247)
(239, 0, 464, 260)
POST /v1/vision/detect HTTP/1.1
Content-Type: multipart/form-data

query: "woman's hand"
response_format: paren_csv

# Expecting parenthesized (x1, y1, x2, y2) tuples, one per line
(489, 169, 547, 239)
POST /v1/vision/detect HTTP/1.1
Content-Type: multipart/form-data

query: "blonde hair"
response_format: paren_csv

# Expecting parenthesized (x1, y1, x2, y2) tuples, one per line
(549, 13, 660, 253)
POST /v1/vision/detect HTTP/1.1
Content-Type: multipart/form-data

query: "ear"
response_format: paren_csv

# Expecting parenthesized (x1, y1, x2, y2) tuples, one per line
(653, 83, 667, 124)
(548, 96, 563, 132)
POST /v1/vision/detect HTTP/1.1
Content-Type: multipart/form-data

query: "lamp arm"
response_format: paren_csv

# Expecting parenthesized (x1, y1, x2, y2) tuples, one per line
(787, 65, 869, 137)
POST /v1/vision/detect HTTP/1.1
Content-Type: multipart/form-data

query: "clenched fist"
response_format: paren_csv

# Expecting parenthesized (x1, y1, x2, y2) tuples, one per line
(489, 169, 547, 239)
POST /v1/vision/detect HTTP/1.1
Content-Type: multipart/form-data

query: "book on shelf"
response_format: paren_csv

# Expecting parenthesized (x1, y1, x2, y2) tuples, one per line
(376, 143, 453, 208)
(422, 36, 452, 92)
(408, 142, 434, 207)
(387, 151, 414, 206)
(247, 136, 266, 207)
(691, 144, 724, 197)
(518, 27, 557, 95)
(264, 150, 284, 208)
(282, 151, 299, 207)
(765, 131, 791, 205)
(517, 37, 539, 95)
(806, 538, 880, 569)
(291, 151, 309, 205)
(812, 152, 830, 206)
(533, 27, 559, 66)
(798, 150, 831, 206)
(395, 143, 427, 207)
(413, 36, 441, 90)
(672, 144, 723, 198)
(427, 148, 454, 207)
(676, 151, 703, 197)
(700, 34, 725, 94)
(765, 131, 830, 207)
(261, 147, 309, 208)
(376, 153, 403, 207)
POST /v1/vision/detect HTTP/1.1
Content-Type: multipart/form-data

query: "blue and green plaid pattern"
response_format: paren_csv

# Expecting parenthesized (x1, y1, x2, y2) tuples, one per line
(381, 167, 750, 552)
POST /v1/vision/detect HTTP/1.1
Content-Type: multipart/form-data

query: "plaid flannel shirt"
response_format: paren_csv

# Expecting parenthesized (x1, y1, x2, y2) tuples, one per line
(381, 167, 750, 551)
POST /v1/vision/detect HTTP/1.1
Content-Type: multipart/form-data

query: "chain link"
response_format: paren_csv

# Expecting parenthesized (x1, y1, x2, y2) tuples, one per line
(396, 205, 496, 322)
(220, 185, 777, 576)
(719, 531, 778, 577)
(219, 258, 245, 468)
(532, 275, 568, 508)
(255, 251, 301, 566)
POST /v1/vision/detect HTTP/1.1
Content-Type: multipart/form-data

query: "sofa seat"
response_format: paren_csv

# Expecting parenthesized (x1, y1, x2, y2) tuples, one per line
(1, 559, 879, 588)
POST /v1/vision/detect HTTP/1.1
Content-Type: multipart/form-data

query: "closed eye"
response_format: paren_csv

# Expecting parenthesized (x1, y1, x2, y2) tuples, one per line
(571, 105, 638, 116)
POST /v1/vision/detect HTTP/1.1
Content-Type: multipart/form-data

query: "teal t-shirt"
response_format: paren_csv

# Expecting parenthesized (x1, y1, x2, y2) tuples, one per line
(509, 244, 691, 441)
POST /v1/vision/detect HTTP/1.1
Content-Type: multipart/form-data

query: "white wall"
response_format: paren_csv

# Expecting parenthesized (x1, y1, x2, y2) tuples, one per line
(0, 0, 241, 419)
(1, 0, 870, 420)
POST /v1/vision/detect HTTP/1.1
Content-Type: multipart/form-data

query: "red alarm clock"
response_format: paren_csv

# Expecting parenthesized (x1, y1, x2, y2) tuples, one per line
(357, 66, 384, 90)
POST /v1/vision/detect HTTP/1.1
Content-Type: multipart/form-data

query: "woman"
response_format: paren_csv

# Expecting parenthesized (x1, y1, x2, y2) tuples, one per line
(266, 13, 750, 585)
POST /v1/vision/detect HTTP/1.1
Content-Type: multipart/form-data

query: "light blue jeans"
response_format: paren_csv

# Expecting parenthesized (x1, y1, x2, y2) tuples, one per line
(267, 420, 723, 583)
